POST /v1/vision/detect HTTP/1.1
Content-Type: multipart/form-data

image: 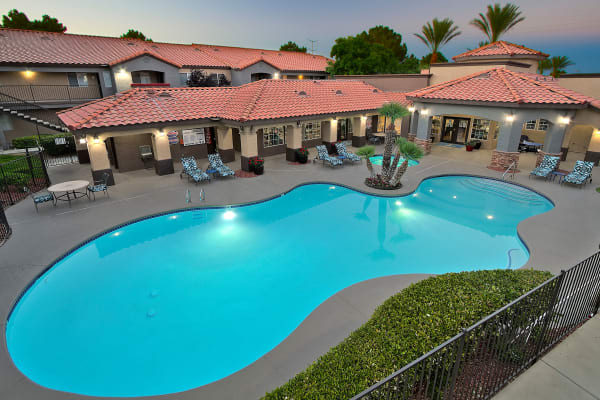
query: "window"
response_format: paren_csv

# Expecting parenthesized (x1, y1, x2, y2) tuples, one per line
(377, 116, 387, 132)
(524, 120, 536, 130)
(538, 119, 549, 131)
(67, 72, 89, 87)
(471, 119, 491, 140)
(208, 73, 227, 85)
(102, 71, 112, 88)
(303, 121, 321, 140)
(263, 126, 286, 147)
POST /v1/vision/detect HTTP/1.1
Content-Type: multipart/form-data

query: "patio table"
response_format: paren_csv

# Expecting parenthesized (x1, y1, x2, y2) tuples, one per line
(47, 180, 89, 207)
(206, 168, 218, 180)
(550, 171, 567, 183)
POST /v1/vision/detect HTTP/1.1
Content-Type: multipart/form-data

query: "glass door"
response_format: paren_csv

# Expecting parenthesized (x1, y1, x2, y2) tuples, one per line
(442, 117, 470, 144)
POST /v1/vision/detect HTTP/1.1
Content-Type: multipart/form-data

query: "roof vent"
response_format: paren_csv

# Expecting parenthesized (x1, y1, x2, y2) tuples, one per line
(475, 72, 490, 79)
(151, 45, 159, 49)
(372, 89, 379, 93)
(145, 89, 156, 95)
(194, 48, 201, 51)
(335, 89, 343, 95)
(278, 53, 282, 56)
(40, 36, 52, 41)
(158, 92, 172, 97)
(261, 52, 265, 55)
(297, 90, 308, 96)
(127, 42, 136, 46)
(213, 48, 219, 51)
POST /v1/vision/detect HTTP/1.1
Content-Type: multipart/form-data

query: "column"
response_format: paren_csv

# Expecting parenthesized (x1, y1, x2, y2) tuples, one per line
(285, 124, 303, 162)
(151, 130, 174, 176)
(216, 126, 235, 163)
(585, 128, 600, 165)
(86, 134, 115, 185)
(487, 119, 522, 171)
(239, 126, 258, 171)
(408, 110, 419, 142)
(534, 123, 568, 169)
(415, 113, 432, 154)
(352, 116, 367, 147)
(321, 119, 338, 153)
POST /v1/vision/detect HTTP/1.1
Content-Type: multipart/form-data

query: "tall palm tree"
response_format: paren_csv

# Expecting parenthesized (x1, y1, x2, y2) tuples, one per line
(549, 56, 574, 78)
(537, 59, 551, 74)
(414, 18, 461, 64)
(470, 3, 525, 43)
(378, 102, 410, 178)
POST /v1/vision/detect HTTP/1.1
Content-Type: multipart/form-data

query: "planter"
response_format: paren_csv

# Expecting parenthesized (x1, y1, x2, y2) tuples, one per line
(474, 141, 482, 150)
(254, 165, 264, 175)
(248, 163, 255, 172)
(296, 154, 308, 164)
(364, 174, 401, 190)
(466, 145, 474, 152)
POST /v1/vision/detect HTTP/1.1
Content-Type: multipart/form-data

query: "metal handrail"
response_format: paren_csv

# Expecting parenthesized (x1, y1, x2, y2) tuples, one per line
(502, 160, 517, 180)
(0, 89, 67, 129)
(0, 84, 101, 103)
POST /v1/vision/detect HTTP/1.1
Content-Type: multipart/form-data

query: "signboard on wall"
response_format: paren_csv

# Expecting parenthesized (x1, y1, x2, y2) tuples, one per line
(182, 128, 206, 146)
(167, 130, 179, 145)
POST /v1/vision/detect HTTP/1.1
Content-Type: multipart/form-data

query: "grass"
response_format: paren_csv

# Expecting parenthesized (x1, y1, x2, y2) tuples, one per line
(264, 269, 552, 400)
(596, 187, 600, 193)
(0, 154, 25, 163)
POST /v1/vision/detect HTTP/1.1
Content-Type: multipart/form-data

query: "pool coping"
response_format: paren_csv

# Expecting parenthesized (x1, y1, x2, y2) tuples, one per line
(3, 174, 556, 398)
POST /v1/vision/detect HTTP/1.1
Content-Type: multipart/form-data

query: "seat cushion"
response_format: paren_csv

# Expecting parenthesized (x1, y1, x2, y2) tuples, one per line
(33, 193, 53, 203)
(88, 184, 107, 192)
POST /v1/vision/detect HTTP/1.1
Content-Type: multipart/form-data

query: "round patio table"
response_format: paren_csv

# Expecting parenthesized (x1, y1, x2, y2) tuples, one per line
(47, 180, 89, 207)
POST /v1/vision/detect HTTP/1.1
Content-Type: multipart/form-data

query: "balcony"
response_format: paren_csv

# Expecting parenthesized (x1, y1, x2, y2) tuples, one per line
(0, 84, 102, 105)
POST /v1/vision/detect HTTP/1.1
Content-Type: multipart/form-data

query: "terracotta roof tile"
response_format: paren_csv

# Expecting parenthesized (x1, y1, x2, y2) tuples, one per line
(406, 67, 596, 107)
(453, 41, 549, 60)
(58, 80, 409, 131)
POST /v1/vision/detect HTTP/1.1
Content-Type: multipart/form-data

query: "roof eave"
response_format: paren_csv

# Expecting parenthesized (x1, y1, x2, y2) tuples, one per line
(407, 97, 587, 109)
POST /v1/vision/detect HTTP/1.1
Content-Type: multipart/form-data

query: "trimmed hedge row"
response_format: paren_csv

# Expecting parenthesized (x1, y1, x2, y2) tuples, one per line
(12, 134, 75, 156)
(264, 269, 552, 399)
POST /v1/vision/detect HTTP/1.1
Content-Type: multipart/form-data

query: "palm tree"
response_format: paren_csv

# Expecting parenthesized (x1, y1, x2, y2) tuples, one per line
(414, 18, 461, 64)
(378, 102, 411, 179)
(356, 146, 376, 177)
(470, 3, 525, 43)
(537, 59, 551, 74)
(389, 138, 424, 186)
(549, 56, 574, 78)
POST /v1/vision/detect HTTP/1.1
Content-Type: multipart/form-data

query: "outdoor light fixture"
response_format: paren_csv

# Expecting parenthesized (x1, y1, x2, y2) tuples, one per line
(79, 137, 86, 144)
(157, 130, 165, 137)
(505, 114, 515, 122)
(93, 135, 100, 144)
(558, 116, 571, 125)
(273, 73, 280, 79)
(408, 106, 416, 113)
(361, 115, 367, 121)
(421, 109, 429, 115)
(22, 69, 35, 78)
(595, 129, 600, 136)
(298, 75, 304, 80)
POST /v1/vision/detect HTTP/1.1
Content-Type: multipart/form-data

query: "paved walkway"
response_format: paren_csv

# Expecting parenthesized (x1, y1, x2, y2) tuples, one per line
(1, 145, 599, 399)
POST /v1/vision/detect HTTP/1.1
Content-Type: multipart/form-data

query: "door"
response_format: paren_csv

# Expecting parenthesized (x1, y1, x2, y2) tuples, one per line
(337, 118, 353, 141)
(206, 127, 217, 154)
(442, 117, 470, 144)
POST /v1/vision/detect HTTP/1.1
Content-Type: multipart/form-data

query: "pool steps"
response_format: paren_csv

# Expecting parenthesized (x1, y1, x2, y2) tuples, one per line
(459, 178, 546, 205)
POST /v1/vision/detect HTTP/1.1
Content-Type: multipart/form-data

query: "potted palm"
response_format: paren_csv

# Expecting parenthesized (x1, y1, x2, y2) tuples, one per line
(466, 140, 477, 152)
(249, 157, 264, 175)
(296, 148, 309, 164)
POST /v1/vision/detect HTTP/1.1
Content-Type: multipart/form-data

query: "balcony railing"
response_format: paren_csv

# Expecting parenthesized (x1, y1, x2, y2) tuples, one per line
(0, 84, 102, 104)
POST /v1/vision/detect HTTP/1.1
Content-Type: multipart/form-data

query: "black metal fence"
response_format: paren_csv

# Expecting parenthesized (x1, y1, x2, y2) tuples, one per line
(0, 84, 102, 103)
(0, 202, 9, 245)
(0, 151, 51, 206)
(351, 252, 600, 400)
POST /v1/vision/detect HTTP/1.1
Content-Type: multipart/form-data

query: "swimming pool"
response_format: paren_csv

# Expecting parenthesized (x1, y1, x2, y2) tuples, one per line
(6, 176, 553, 397)
(370, 155, 419, 167)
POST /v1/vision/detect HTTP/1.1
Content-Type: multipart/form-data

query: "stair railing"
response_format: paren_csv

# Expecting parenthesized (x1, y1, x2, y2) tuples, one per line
(502, 161, 517, 181)
(0, 89, 68, 131)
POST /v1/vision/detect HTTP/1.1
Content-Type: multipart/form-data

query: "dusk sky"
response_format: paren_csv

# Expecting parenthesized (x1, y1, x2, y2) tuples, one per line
(8, 0, 600, 73)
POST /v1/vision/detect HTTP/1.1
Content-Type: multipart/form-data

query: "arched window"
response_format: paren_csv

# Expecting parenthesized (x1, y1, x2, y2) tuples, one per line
(538, 119, 549, 131)
(524, 120, 537, 130)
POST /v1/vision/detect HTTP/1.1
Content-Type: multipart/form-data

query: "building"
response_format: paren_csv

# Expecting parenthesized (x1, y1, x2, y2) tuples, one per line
(57, 80, 409, 184)
(0, 28, 330, 149)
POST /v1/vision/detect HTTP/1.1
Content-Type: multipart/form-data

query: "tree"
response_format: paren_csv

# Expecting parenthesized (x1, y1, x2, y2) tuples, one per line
(398, 54, 421, 73)
(1, 9, 66, 32)
(537, 59, 551, 74)
(420, 52, 448, 68)
(549, 56, 574, 78)
(414, 18, 461, 64)
(120, 29, 152, 42)
(356, 146, 376, 177)
(359, 26, 407, 62)
(327, 35, 401, 75)
(470, 3, 525, 43)
(279, 41, 307, 53)
(378, 102, 411, 180)
(186, 69, 230, 87)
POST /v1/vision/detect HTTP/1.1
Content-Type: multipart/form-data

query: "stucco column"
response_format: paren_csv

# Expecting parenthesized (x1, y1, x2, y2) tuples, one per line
(322, 119, 338, 153)
(409, 110, 419, 142)
(216, 126, 235, 163)
(415, 113, 432, 154)
(488, 120, 522, 171)
(586, 128, 600, 165)
(285, 124, 303, 162)
(352, 116, 367, 147)
(543, 123, 569, 154)
(151, 130, 174, 176)
(86, 134, 115, 185)
(240, 126, 258, 171)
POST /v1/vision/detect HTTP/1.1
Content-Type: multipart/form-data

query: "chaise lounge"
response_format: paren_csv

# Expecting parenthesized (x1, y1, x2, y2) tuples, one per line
(180, 156, 210, 184)
(316, 145, 343, 167)
(529, 155, 559, 180)
(562, 160, 594, 188)
(208, 153, 235, 177)
(335, 142, 361, 163)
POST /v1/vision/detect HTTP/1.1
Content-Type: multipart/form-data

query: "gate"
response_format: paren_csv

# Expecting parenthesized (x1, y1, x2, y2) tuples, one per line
(0, 150, 51, 206)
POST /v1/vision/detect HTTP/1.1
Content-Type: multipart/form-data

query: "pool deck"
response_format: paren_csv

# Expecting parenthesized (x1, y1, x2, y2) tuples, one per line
(1, 144, 599, 400)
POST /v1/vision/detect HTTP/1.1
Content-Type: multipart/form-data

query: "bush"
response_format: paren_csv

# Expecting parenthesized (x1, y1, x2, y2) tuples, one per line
(12, 134, 75, 156)
(264, 269, 552, 400)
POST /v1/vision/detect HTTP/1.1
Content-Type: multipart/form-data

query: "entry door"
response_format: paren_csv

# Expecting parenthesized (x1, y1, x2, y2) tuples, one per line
(206, 127, 217, 154)
(337, 118, 353, 141)
(442, 117, 470, 144)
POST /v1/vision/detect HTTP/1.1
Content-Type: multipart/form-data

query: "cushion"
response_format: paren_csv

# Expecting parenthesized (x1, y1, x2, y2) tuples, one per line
(88, 184, 107, 192)
(33, 193, 53, 203)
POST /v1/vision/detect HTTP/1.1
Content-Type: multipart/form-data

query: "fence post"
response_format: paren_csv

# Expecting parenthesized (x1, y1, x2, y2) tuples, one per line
(0, 163, 14, 205)
(25, 148, 36, 185)
(446, 329, 467, 400)
(534, 271, 566, 362)
(38, 151, 51, 187)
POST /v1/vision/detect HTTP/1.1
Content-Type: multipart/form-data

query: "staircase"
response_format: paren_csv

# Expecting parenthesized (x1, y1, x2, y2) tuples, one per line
(459, 177, 547, 205)
(0, 90, 69, 133)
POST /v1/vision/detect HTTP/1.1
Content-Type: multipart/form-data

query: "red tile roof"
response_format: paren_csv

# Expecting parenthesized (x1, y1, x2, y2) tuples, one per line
(406, 67, 597, 107)
(0, 28, 330, 72)
(453, 41, 548, 61)
(58, 80, 409, 131)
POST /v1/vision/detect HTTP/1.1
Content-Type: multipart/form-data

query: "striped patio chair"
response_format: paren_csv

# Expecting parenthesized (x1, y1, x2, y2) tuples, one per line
(316, 145, 343, 167)
(180, 156, 210, 184)
(208, 153, 235, 177)
(335, 142, 361, 163)
(562, 160, 594, 187)
(529, 155, 559, 180)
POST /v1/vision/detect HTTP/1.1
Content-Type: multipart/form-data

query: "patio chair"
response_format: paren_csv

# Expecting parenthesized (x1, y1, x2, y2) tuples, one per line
(180, 156, 210, 184)
(316, 145, 343, 167)
(88, 172, 110, 200)
(335, 142, 361, 163)
(562, 160, 594, 188)
(207, 153, 235, 177)
(529, 155, 559, 180)
(26, 186, 55, 212)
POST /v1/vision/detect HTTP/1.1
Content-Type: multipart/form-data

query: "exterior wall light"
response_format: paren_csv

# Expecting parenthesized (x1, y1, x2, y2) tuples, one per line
(421, 109, 429, 115)
(93, 135, 100, 144)
(273, 72, 280, 79)
(361, 115, 367, 121)
(408, 106, 416, 112)
(158, 130, 166, 137)
(79, 137, 87, 144)
(22, 69, 35, 79)
(595, 129, 600, 136)
(505, 114, 515, 122)
(298, 75, 304, 80)
(558, 116, 571, 125)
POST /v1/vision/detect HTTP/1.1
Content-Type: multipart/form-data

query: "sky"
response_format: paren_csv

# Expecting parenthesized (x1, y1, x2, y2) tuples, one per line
(5, 0, 600, 73)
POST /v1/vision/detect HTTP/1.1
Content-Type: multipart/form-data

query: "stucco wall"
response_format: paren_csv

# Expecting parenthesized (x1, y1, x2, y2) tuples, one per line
(428, 62, 535, 86)
(231, 61, 281, 86)
(333, 74, 429, 92)
(111, 55, 181, 92)
(559, 76, 600, 99)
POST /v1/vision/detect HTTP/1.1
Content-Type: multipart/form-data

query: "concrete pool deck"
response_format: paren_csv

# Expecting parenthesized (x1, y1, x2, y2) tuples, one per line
(1, 144, 599, 399)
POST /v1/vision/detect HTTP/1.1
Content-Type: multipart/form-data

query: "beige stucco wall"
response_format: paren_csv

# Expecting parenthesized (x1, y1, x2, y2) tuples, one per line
(429, 63, 534, 86)
(559, 77, 600, 99)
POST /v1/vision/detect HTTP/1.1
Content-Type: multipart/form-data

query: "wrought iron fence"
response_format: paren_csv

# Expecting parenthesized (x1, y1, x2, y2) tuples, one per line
(0, 201, 9, 246)
(0, 151, 51, 206)
(0, 84, 102, 103)
(351, 252, 600, 400)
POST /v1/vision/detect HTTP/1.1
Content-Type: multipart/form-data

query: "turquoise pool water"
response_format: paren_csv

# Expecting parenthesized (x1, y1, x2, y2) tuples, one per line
(370, 155, 419, 167)
(6, 176, 553, 397)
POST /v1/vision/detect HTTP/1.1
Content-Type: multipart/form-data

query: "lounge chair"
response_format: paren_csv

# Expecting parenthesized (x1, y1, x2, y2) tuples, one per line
(335, 142, 361, 163)
(87, 172, 110, 200)
(180, 156, 210, 184)
(562, 160, 594, 187)
(529, 155, 559, 180)
(208, 153, 235, 177)
(316, 145, 343, 167)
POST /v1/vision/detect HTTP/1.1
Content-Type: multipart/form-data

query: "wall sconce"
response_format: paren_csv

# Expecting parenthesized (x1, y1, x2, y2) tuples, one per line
(296, 121, 301, 127)
(117, 68, 128, 77)
(408, 106, 416, 113)
(79, 137, 87, 144)
(22, 69, 35, 79)
(421, 109, 429, 115)
(93, 135, 100, 144)
(558, 116, 571, 125)
(505, 114, 515, 122)
(273, 72, 280, 79)
(157, 130, 166, 137)
(595, 129, 600, 136)
(298, 75, 304, 80)
(361, 115, 367, 121)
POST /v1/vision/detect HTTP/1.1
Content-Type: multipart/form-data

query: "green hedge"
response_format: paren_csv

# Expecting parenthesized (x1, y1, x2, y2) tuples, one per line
(264, 269, 552, 400)
(12, 133, 75, 156)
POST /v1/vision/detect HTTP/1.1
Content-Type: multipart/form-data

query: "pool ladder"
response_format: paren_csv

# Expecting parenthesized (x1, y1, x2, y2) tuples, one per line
(502, 161, 517, 181)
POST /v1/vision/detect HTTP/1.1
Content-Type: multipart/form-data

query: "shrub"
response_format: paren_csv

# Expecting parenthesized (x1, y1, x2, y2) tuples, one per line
(264, 269, 552, 400)
(12, 134, 75, 156)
